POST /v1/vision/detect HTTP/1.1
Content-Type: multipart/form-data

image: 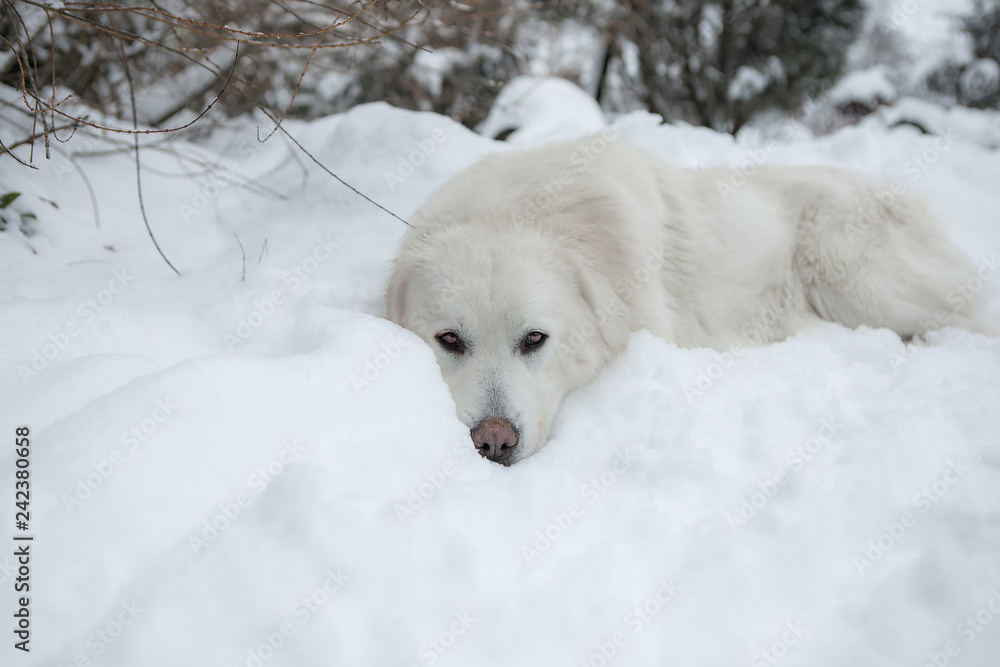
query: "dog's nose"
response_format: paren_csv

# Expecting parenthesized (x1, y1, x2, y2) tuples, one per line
(471, 419, 518, 463)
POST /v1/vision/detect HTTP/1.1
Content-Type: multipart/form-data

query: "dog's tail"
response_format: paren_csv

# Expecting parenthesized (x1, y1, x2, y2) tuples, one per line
(792, 172, 998, 339)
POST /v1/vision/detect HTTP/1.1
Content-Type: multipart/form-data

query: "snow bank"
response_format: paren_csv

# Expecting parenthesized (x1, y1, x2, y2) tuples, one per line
(828, 67, 898, 108)
(1, 82, 999, 666)
(477, 75, 607, 146)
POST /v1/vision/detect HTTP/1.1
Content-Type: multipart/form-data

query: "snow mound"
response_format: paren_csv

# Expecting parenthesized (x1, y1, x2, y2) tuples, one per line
(477, 75, 607, 147)
(727, 57, 786, 102)
(960, 58, 1000, 105)
(877, 97, 1000, 150)
(829, 67, 898, 108)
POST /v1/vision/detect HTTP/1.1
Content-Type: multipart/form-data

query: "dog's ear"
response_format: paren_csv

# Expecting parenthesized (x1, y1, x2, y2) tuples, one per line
(385, 262, 410, 326)
(572, 257, 631, 359)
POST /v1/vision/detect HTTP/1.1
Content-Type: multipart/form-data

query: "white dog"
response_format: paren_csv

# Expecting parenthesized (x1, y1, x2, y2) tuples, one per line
(386, 135, 993, 465)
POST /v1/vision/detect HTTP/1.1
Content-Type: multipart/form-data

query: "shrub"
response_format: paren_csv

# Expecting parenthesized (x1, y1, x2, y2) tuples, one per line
(619, 0, 866, 132)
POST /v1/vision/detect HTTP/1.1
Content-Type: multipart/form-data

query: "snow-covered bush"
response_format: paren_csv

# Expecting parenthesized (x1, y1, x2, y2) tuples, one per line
(804, 65, 897, 134)
(618, 0, 866, 132)
(923, 0, 1000, 109)
(0, 2, 185, 122)
(966, 0, 1000, 64)
(1, 0, 870, 136)
(961, 0, 1000, 107)
(0, 1, 450, 126)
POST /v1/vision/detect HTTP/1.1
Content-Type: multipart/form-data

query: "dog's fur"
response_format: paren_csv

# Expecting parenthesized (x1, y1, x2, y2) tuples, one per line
(387, 137, 992, 465)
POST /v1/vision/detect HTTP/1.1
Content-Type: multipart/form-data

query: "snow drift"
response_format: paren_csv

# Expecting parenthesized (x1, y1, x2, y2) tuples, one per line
(1, 79, 1000, 666)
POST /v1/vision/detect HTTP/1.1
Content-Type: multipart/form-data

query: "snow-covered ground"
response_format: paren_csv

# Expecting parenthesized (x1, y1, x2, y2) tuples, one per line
(2, 73, 1000, 667)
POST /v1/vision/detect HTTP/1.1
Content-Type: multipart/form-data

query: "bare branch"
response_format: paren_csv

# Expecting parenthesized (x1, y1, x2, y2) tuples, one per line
(117, 20, 181, 275)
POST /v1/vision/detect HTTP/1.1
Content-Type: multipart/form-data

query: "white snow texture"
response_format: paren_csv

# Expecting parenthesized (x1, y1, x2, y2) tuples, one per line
(1, 74, 1000, 667)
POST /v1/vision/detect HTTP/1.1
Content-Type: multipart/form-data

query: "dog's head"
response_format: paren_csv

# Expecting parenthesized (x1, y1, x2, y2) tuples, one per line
(387, 222, 629, 465)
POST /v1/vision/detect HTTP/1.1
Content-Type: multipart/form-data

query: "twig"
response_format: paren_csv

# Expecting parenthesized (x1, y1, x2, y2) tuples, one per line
(39, 43, 240, 136)
(1, 4, 242, 138)
(300, 0, 432, 53)
(118, 21, 180, 275)
(5, 121, 81, 150)
(256, 120, 413, 228)
(18, 0, 400, 50)
(2, 1, 47, 160)
(234, 232, 246, 281)
(67, 150, 101, 228)
(0, 108, 99, 225)
(7, 0, 415, 232)
(0, 137, 36, 168)
(259, 31, 326, 143)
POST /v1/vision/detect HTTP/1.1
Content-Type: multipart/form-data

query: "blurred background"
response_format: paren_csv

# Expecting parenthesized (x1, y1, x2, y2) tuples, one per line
(2, 0, 998, 142)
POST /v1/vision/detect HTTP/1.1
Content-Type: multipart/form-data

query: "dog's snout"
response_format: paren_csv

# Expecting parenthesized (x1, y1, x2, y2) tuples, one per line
(471, 419, 518, 464)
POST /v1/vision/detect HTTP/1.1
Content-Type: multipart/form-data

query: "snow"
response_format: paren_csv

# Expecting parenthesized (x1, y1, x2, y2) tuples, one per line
(410, 48, 469, 101)
(728, 65, 770, 102)
(877, 97, 1000, 150)
(476, 75, 607, 146)
(828, 66, 898, 107)
(2, 75, 1000, 667)
(133, 47, 239, 126)
(518, 17, 607, 95)
(960, 58, 1000, 104)
(876, 0, 978, 91)
(727, 57, 785, 102)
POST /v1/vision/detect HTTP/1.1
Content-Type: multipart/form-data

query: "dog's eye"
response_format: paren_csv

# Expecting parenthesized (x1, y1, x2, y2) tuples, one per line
(435, 331, 465, 354)
(522, 330, 547, 353)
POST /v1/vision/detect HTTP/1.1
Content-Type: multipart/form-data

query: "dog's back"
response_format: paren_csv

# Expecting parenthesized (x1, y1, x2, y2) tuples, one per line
(410, 138, 994, 347)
